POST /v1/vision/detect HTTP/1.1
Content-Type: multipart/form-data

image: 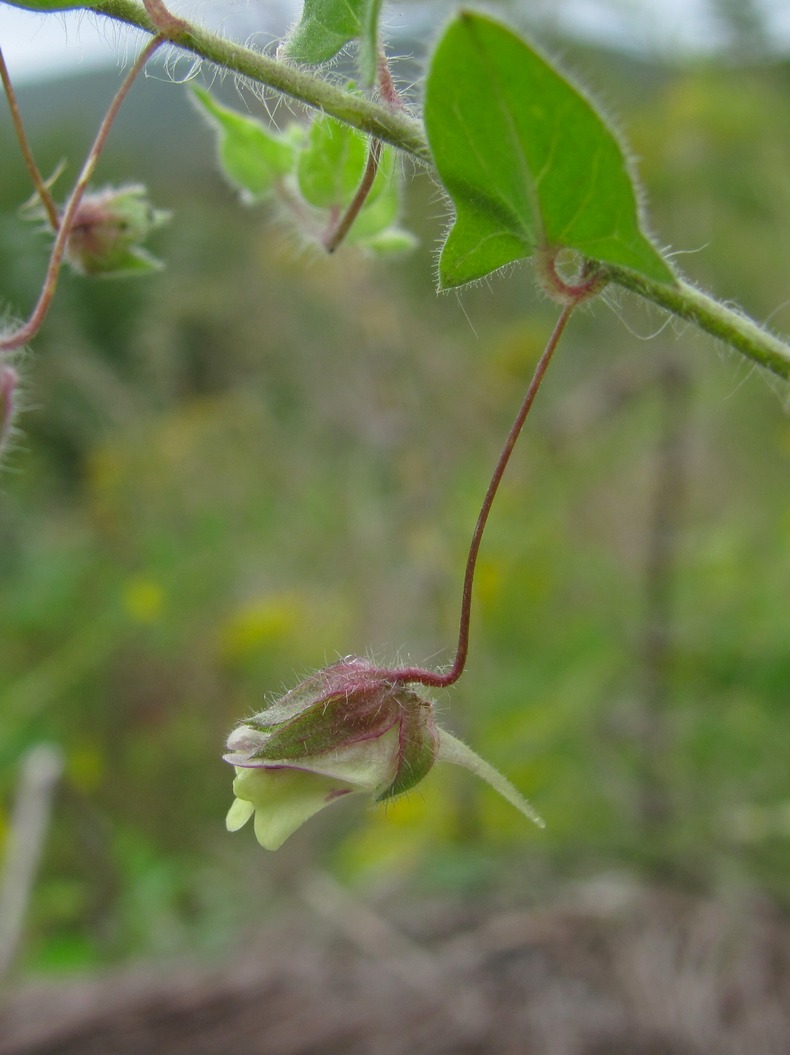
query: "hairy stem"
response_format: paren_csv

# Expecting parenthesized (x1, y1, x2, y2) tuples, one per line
(606, 266, 790, 381)
(374, 37, 403, 111)
(91, 0, 429, 161)
(376, 47, 402, 110)
(0, 37, 162, 353)
(142, 0, 188, 36)
(0, 46, 59, 230)
(382, 302, 575, 689)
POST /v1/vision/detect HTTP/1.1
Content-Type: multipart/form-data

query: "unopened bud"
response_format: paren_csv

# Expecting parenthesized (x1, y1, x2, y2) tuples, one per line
(224, 657, 438, 849)
(65, 185, 169, 277)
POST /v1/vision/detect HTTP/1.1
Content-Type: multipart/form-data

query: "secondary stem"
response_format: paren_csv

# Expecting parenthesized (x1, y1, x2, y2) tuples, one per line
(0, 47, 59, 231)
(381, 302, 575, 689)
(323, 140, 382, 253)
(0, 37, 162, 353)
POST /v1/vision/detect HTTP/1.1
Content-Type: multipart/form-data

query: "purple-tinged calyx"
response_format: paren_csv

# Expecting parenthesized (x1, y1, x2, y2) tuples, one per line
(225, 657, 438, 800)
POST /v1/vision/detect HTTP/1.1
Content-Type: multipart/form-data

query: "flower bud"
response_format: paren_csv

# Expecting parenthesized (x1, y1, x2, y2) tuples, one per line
(65, 185, 169, 277)
(224, 657, 439, 849)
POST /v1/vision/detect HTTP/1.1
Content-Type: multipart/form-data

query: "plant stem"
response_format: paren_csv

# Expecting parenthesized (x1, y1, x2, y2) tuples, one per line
(0, 47, 60, 231)
(142, 0, 188, 36)
(0, 37, 162, 353)
(376, 44, 402, 110)
(323, 139, 382, 253)
(382, 302, 575, 689)
(606, 266, 790, 381)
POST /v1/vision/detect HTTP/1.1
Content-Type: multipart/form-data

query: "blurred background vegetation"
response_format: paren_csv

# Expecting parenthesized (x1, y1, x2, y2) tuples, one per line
(1, 0, 789, 979)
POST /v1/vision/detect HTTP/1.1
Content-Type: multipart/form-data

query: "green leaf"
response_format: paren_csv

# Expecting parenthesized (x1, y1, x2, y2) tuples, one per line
(424, 13, 673, 289)
(284, 0, 383, 84)
(358, 0, 384, 86)
(285, 0, 363, 64)
(191, 87, 295, 202)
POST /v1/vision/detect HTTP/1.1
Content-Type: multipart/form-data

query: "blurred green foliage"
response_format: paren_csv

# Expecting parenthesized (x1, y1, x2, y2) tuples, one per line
(1, 41, 789, 973)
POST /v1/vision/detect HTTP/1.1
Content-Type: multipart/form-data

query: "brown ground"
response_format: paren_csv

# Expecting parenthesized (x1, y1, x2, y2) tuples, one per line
(2, 877, 789, 1055)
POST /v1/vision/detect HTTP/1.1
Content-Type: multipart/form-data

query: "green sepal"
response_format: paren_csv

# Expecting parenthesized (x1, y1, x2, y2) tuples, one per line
(83, 246, 164, 278)
(377, 692, 439, 799)
(251, 689, 399, 761)
(437, 729, 545, 828)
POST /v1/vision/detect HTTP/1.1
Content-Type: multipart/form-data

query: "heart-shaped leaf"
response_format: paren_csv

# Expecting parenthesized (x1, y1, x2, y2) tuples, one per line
(424, 13, 673, 290)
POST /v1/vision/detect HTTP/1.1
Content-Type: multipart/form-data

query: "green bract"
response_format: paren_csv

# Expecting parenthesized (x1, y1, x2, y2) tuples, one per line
(193, 87, 414, 255)
(424, 12, 674, 290)
(191, 88, 296, 202)
(298, 116, 415, 251)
